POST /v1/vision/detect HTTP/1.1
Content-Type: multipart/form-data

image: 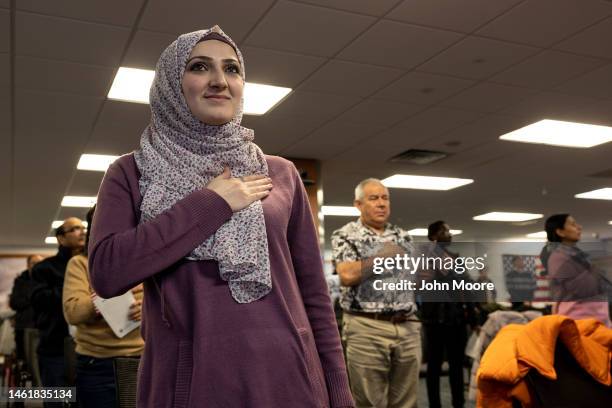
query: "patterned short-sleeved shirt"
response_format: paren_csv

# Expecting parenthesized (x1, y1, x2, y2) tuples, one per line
(331, 219, 416, 313)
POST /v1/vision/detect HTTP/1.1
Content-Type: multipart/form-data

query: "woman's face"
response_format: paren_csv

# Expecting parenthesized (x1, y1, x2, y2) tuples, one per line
(182, 39, 243, 126)
(557, 215, 582, 243)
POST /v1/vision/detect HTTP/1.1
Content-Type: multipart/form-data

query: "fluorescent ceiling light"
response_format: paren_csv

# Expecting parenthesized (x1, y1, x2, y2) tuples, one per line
(45, 237, 58, 245)
(609, 221, 612, 225)
(108, 67, 291, 115)
(52, 221, 88, 229)
(77, 154, 119, 172)
(408, 228, 463, 236)
(108, 67, 155, 104)
(321, 206, 359, 216)
(526, 231, 547, 238)
(61, 196, 97, 208)
(473, 212, 543, 222)
(499, 119, 612, 148)
(382, 174, 473, 191)
(244, 82, 292, 115)
(575, 188, 612, 200)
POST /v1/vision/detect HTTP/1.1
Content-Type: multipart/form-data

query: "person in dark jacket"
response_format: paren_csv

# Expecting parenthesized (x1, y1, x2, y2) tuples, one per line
(30, 217, 85, 405)
(9, 254, 44, 360)
(420, 221, 477, 408)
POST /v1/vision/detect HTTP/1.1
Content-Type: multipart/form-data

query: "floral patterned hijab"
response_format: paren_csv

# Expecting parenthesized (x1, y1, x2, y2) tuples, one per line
(134, 26, 271, 304)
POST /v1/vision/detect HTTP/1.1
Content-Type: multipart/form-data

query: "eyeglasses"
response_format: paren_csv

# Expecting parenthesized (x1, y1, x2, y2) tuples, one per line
(59, 225, 86, 235)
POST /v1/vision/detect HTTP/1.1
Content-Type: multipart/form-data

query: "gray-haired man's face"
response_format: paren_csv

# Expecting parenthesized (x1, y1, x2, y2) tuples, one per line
(355, 182, 390, 229)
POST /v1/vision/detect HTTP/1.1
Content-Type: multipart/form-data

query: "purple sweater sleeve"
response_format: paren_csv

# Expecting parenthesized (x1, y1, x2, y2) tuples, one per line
(286, 165, 354, 408)
(89, 158, 232, 298)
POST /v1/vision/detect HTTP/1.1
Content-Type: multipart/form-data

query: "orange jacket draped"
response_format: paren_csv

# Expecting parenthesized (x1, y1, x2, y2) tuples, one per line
(477, 315, 612, 408)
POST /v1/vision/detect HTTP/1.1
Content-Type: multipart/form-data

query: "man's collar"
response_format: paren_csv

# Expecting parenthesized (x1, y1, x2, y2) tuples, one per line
(57, 245, 76, 260)
(357, 218, 391, 235)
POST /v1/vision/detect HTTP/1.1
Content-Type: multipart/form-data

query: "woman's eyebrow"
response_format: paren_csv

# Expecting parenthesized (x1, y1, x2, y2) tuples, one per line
(186, 55, 240, 65)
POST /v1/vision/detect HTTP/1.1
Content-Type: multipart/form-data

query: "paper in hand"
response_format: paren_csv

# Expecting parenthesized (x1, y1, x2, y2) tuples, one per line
(92, 291, 140, 338)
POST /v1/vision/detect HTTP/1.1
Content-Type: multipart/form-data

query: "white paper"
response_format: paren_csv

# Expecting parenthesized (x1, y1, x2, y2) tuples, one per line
(93, 291, 140, 338)
(465, 331, 480, 360)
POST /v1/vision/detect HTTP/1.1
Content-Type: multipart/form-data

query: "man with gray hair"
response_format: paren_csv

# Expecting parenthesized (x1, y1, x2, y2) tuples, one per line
(332, 178, 421, 408)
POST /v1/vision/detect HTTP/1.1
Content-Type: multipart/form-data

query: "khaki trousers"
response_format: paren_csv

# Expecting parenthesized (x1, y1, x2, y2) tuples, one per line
(343, 313, 421, 408)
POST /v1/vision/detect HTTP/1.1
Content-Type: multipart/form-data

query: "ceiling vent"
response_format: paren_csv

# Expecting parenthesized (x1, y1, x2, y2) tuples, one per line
(389, 149, 449, 165)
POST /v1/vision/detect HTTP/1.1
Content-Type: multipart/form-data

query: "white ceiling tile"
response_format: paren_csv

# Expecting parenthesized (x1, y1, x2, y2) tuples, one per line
(299, 60, 404, 97)
(57, 207, 89, 223)
(122, 30, 177, 69)
(280, 138, 349, 161)
(241, 46, 326, 88)
(16, 12, 130, 67)
(555, 64, 612, 99)
(477, 0, 612, 47)
(338, 20, 463, 69)
(292, 120, 387, 146)
(418, 36, 538, 80)
(140, 0, 275, 41)
(388, 0, 523, 33)
(419, 113, 535, 152)
(490, 50, 606, 89)
(330, 142, 408, 170)
(0, 130, 11, 236)
(242, 112, 324, 153)
(499, 91, 599, 120)
(87, 101, 151, 155)
(373, 71, 475, 105)
(293, 0, 401, 16)
(571, 100, 612, 126)
(440, 82, 538, 113)
(0, 53, 9, 128)
(0, 10, 9, 53)
(267, 90, 360, 124)
(67, 171, 105, 196)
(15, 90, 103, 134)
(245, 1, 375, 57)
(16, 0, 145, 27)
(12, 128, 86, 244)
(555, 17, 612, 59)
(377, 106, 485, 147)
(337, 99, 424, 126)
(16, 56, 115, 97)
(0, 0, 9, 8)
(434, 140, 527, 173)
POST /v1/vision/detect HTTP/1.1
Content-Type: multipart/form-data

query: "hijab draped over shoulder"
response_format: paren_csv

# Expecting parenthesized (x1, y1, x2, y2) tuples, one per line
(134, 26, 271, 304)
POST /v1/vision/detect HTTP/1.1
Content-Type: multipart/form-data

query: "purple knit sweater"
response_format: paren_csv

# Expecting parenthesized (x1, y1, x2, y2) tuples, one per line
(89, 154, 354, 407)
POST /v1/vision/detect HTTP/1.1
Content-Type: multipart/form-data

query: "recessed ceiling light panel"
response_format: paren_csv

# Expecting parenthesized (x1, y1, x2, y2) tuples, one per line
(108, 67, 154, 104)
(473, 212, 543, 222)
(408, 228, 463, 236)
(321, 206, 360, 216)
(52, 220, 88, 229)
(61, 196, 97, 208)
(500, 119, 612, 148)
(77, 154, 119, 172)
(575, 188, 612, 200)
(382, 175, 473, 191)
(243, 83, 292, 115)
(526, 231, 547, 238)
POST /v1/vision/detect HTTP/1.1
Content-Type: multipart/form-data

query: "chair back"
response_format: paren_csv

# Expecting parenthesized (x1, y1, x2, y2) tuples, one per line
(113, 357, 140, 408)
